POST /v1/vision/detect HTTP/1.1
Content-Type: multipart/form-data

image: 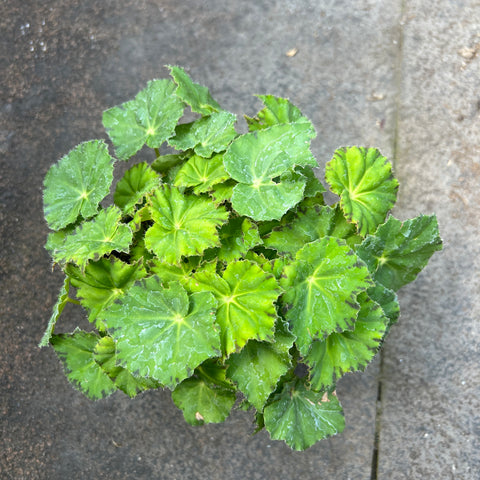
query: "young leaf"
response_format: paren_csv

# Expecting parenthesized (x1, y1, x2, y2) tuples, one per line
(231, 170, 307, 221)
(367, 282, 400, 329)
(172, 361, 236, 425)
(226, 321, 295, 411)
(151, 256, 216, 286)
(188, 260, 282, 356)
(51, 206, 133, 269)
(263, 379, 345, 450)
(281, 237, 373, 354)
(216, 216, 262, 262)
(51, 330, 117, 400)
(168, 111, 237, 157)
(94, 336, 159, 398)
(356, 214, 442, 291)
(174, 153, 230, 193)
(296, 165, 326, 198)
(43, 140, 114, 230)
(264, 204, 361, 256)
(39, 278, 70, 347)
(224, 122, 316, 184)
(144, 185, 229, 264)
(66, 257, 146, 328)
(245, 94, 312, 131)
(305, 293, 388, 391)
(114, 162, 160, 215)
(151, 153, 189, 175)
(100, 278, 220, 389)
(102, 79, 184, 160)
(210, 179, 237, 204)
(168, 65, 221, 115)
(325, 147, 399, 236)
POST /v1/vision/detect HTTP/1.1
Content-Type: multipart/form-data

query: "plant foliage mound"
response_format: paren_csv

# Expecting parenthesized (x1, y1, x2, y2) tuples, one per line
(41, 67, 442, 450)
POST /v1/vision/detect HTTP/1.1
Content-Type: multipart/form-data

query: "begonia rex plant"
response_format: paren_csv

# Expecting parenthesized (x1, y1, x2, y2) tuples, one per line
(40, 66, 442, 450)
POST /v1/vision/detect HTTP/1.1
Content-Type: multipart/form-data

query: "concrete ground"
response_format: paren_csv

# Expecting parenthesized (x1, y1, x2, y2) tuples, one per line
(1, 1, 479, 478)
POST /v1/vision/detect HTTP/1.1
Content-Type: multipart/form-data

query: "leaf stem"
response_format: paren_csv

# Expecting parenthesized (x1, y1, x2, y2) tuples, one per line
(154, 148, 160, 158)
(67, 297, 81, 306)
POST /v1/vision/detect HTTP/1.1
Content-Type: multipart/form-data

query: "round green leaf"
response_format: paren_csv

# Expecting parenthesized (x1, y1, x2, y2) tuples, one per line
(264, 379, 345, 450)
(188, 260, 282, 356)
(356, 214, 443, 291)
(144, 185, 229, 264)
(305, 293, 388, 391)
(102, 79, 184, 160)
(100, 278, 220, 389)
(281, 237, 373, 354)
(325, 147, 399, 236)
(43, 140, 114, 230)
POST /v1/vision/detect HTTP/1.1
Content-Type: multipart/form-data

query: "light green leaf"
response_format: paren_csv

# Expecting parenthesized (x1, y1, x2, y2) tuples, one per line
(151, 153, 189, 175)
(227, 321, 294, 410)
(296, 165, 326, 198)
(211, 179, 236, 204)
(245, 95, 312, 131)
(188, 260, 281, 356)
(172, 361, 236, 425)
(306, 293, 388, 391)
(94, 336, 159, 398)
(325, 147, 399, 236)
(356, 215, 442, 291)
(52, 206, 133, 269)
(168, 65, 221, 115)
(51, 330, 116, 400)
(224, 122, 316, 184)
(43, 140, 114, 230)
(102, 79, 184, 160)
(100, 278, 220, 389)
(169, 111, 237, 157)
(174, 153, 230, 193)
(114, 162, 160, 214)
(264, 204, 361, 256)
(217, 216, 262, 262)
(66, 258, 146, 328)
(150, 256, 216, 286)
(281, 237, 373, 354)
(39, 277, 70, 347)
(263, 379, 345, 450)
(231, 170, 306, 221)
(144, 185, 229, 264)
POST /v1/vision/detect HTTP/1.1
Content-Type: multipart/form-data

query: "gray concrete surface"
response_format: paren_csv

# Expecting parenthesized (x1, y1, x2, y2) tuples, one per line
(1, 1, 478, 479)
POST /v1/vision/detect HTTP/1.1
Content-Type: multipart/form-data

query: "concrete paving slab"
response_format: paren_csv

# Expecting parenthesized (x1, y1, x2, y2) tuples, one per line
(377, 1, 480, 478)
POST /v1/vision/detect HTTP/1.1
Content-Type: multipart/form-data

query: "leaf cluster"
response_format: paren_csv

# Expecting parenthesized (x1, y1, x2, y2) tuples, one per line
(41, 67, 442, 450)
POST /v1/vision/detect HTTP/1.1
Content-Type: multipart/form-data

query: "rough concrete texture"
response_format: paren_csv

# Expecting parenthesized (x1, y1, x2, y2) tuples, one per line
(0, 1, 478, 479)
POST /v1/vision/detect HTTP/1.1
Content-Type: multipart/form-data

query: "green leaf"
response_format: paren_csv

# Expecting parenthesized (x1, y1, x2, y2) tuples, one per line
(100, 278, 220, 389)
(172, 361, 236, 425)
(51, 330, 116, 400)
(245, 95, 312, 131)
(296, 165, 326, 198)
(169, 111, 237, 157)
(102, 79, 184, 160)
(114, 162, 160, 214)
(356, 215, 442, 291)
(281, 237, 373, 354)
(151, 256, 216, 286)
(39, 277, 70, 347)
(151, 153, 189, 175)
(94, 336, 159, 398)
(325, 147, 399, 236)
(217, 216, 262, 262)
(264, 204, 361, 256)
(43, 140, 114, 230)
(226, 321, 294, 410)
(306, 293, 388, 391)
(231, 170, 307, 221)
(52, 206, 133, 269)
(188, 260, 281, 356)
(144, 185, 229, 264)
(66, 258, 146, 328)
(168, 65, 221, 115)
(367, 282, 400, 329)
(174, 153, 230, 193)
(224, 122, 316, 184)
(263, 379, 345, 450)
(210, 179, 236, 204)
